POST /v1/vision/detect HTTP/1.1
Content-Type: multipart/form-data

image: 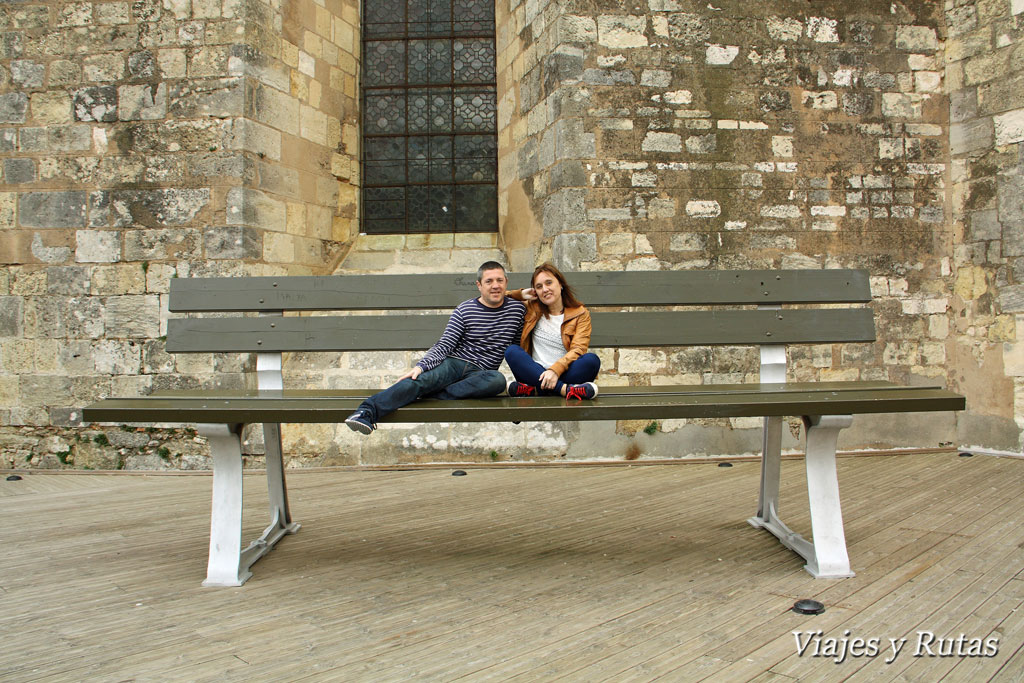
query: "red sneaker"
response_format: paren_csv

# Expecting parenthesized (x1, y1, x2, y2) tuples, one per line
(507, 381, 538, 397)
(565, 382, 599, 401)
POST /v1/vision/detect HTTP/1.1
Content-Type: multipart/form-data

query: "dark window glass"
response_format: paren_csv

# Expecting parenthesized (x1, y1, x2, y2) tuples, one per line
(361, 0, 498, 234)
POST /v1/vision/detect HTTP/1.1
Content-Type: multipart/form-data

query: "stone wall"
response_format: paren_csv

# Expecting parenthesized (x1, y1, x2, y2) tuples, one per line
(946, 0, 1024, 452)
(493, 0, 990, 454)
(0, 0, 358, 469)
(3, 0, 1023, 470)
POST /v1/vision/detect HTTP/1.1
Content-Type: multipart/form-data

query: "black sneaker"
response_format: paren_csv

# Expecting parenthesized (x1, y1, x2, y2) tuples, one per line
(507, 381, 538, 397)
(345, 409, 376, 434)
(565, 382, 598, 401)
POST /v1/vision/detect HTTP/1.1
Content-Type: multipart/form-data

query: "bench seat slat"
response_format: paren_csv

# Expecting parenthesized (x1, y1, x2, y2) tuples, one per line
(165, 308, 876, 353)
(169, 270, 871, 312)
(83, 385, 964, 424)
(146, 380, 935, 400)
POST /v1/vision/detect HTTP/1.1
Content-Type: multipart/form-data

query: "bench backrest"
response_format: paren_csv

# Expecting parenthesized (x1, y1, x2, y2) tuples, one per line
(167, 270, 873, 352)
(166, 270, 873, 388)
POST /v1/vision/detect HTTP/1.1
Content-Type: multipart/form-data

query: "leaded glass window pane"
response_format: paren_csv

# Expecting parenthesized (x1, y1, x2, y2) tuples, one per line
(361, 0, 497, 234)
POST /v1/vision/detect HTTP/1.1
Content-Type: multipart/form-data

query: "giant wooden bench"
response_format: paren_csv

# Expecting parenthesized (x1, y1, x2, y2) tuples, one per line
(83, 269, 965, 586)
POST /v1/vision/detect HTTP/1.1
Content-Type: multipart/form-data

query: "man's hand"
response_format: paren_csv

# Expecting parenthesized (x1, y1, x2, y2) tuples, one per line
(399, 366, 423, 381)
(539, 369, 558, 390)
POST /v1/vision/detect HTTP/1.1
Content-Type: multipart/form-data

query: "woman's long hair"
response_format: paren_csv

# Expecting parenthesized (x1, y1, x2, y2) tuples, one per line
(532, 262, 582, 316)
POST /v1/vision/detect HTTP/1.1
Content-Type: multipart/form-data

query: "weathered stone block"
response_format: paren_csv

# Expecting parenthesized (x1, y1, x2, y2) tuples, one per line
(103, 295, 160, 338)
(619, 349, 667, 373)
(1000, 285, 1024, 313)
(583, 68, 635, 86)
(118, 84, 167, 120)
(766, 15, 802, 41)
(125, 50, 155, 79)
(204, 226, 262, 259)
(19, 191, 87, 228)
(248, 82, 300, 136)
(669, 13, 709, 43)
(72, 86, 117, 122)
(649, 197, 675, 218)
(170, 78, 243, 118)
(803, 91, 838, 110)
(950, 118, 993, 155)
(64, 296, 105, 338)
(998, 174, 1024, 226)
(706, 44, 739, 65)
(554, 118, 595, 160)
(597, 15, 647, 48)
(641, 69, 671, 87)
(542, 188, 587, 236)
(685, 133, 716, 154)
(226, 187, 286, 230)
(806, 17, 839, 43)
(642, 131, 681, 152)
(842, 92, 873, 116)
(544, 49, 584, 89)
(57, 340, 95, 375)
(664, 90, 692, 104)
(685, 200, 720, 217)
(0, 92, 28, 123)
(19, 376, 71, 409)
(557, 15, 596, 44)
(75, 229, 121, 263)
(30, 92, 71, 125)
(114, 188, 210, 227)
(599, 233, 633, 255)
(553, 232, 597, 270)
(4, 158, 35, 184)
(93, 339, 143, 374)
(549, 160, 586, 190)
(896, 25, 939, 52)
(11, 60, 44, 88)
(950, 88, 978, 123)
(0, 296, 23, 337)
(123, 229, 201, 261)
(760, 90, 790, 112)
(995, 107, 1024, 146)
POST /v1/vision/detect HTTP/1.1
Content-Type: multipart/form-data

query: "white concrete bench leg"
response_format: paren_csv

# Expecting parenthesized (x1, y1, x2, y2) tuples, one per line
(197, 423, 300, 587)
(754, 415, 784, 525)
(748, 414, 855, 579)
(263, 422, 298, 535)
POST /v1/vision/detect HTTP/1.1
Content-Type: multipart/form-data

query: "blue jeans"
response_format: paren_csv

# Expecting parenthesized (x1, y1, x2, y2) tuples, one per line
(357, 356, 507, 423)
(504, 345, 600, 395)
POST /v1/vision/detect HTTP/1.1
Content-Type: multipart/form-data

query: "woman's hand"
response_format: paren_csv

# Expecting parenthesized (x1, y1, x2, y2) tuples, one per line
(539, 369, 559, 390)
(521, 287, 536, 300)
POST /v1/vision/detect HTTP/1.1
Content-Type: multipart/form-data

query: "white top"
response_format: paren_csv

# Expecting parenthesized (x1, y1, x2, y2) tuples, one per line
(531, 313, 565, 369)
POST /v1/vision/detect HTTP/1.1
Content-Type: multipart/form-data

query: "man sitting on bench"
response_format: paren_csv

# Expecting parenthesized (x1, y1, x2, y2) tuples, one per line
(345, 261, 528, 435)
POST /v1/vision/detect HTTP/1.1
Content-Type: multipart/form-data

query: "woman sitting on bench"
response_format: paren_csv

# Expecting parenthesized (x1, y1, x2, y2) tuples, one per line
(505, 263, 600, 400)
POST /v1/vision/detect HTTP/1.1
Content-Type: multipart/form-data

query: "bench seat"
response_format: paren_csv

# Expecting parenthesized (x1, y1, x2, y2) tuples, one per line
(87, 382, 962, 424)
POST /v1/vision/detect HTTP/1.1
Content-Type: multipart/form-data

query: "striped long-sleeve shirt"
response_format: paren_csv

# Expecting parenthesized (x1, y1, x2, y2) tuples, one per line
(416, 297, 526, 372)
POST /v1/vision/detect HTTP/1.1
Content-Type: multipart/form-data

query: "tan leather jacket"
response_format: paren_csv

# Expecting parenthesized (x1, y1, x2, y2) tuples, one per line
(508, 290, 592, 377)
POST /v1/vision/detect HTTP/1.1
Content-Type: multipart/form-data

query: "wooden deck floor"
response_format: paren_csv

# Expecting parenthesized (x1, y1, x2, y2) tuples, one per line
(2, 452, 1023, 681)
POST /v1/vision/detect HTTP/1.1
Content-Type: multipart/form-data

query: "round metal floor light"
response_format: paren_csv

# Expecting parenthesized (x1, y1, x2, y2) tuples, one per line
(792, 599, 825, 615)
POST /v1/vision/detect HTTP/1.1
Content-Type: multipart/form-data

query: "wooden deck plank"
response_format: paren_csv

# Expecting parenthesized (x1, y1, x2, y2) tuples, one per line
(1, 453, 1023, 681)
(566, 457, 1013, 681)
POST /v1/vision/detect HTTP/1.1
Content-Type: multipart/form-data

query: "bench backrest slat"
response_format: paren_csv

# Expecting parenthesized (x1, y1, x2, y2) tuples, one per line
(165, 309, 875, 353)
(168, 270, 870, 312)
